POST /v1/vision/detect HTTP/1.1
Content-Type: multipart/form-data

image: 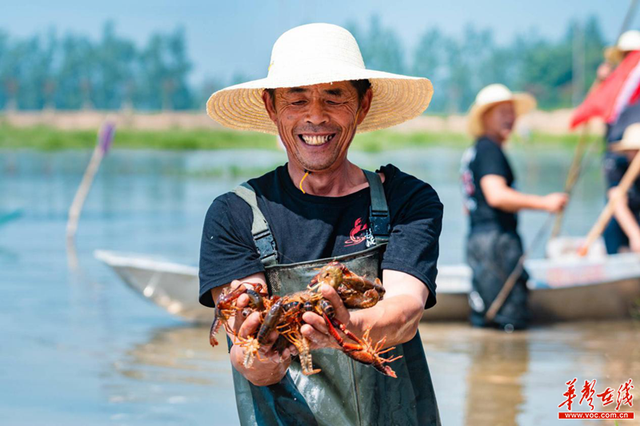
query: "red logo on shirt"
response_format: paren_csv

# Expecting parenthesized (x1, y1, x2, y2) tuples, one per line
(345, 217, 368, 246)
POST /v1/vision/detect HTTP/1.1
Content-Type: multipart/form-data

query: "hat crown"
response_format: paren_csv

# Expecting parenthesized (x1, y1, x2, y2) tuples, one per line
(617, 30, 640, 52)
(267, 23, 365, 78)
(475, 84, 514, 106)
(622, 123, 640, 144)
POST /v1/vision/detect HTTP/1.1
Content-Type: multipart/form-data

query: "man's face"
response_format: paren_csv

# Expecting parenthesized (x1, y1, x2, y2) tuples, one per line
(482, 101, 516, 141)
(263, 81, 372, 172)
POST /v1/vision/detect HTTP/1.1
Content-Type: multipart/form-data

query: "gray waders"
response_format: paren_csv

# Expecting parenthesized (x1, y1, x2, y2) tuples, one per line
(229, 171, 440, 426)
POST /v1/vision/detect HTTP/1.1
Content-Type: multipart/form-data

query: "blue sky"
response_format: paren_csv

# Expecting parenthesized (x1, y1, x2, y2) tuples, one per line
(2, 0, 639, 84)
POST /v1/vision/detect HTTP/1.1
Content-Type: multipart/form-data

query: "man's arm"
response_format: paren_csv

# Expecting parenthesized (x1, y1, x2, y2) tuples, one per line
(300, 269, 429, 350)
(480, 175, 567, 213)
(609, 187, 640, 252)
(211, 273, 294, 387)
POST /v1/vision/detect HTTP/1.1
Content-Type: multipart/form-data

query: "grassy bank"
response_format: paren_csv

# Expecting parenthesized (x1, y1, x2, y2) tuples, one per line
(0, 123, 602, 152)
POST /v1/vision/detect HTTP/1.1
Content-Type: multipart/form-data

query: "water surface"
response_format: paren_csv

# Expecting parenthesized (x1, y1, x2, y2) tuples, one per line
(1, 147, 636, 425)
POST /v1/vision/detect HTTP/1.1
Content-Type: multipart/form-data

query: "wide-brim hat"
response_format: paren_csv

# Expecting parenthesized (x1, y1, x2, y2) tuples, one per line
(610, 122, 640, 151)
(466, 84, 536, 137)
(605, 30, 640, 64)
(206, 23, 433, 134)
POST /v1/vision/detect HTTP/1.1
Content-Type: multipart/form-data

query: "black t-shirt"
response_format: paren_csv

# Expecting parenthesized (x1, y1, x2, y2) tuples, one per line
(199, 164, 442, 309)
(460, 136, 518, 232)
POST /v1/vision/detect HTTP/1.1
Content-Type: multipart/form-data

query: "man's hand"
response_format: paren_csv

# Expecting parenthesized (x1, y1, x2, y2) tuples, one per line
(212, 275, 295, 387)
(299, 270, 429, 352)
(541, 192, 568, 213)
(597, 62, 613, 82)
(299, 285, 350, 350)
(229, 303, 293, 386)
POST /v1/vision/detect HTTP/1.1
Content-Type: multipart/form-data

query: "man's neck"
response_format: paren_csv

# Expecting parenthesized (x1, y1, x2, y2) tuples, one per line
(287, 161, 368, 197)
(483, 131, 507, 146)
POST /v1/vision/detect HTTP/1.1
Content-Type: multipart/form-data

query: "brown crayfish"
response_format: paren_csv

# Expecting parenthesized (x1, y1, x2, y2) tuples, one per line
(208, 261, 401, 378)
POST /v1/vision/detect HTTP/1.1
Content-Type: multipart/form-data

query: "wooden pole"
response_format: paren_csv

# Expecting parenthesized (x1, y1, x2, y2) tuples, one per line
(578, 151, 640, 256)
(619, 0, 639, 38)
(550, 124, 591, 239)
(485, 214, 555, 322)
(66, 121, 116, 246)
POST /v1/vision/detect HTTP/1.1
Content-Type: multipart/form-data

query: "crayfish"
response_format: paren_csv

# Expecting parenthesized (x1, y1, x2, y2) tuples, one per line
(208, 262, 401, 378)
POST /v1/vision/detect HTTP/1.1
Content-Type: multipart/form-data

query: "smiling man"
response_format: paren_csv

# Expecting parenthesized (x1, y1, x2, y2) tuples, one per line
(200, 23, 442, 425)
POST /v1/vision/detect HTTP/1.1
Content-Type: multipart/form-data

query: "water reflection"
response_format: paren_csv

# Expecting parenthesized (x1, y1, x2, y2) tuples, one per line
(110, 321, 639, 425)
(463, 331, 528, 426)
(114, 326, 230, 385)
(108, 326, 240, 425)
(421, 321, 640, 425)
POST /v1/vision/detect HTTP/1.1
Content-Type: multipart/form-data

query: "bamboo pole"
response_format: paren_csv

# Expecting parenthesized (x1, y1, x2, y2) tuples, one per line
(578, 151, 640, 256)
(550, 124, 591, 239)
(485, 214, 555, 322)
(66, 121, 116, 247)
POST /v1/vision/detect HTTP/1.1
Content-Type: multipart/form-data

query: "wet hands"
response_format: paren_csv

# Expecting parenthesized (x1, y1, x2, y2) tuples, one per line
(300, 284, 352, 351)
(227, 280, 295, 386)
(213, 263, 397, 380)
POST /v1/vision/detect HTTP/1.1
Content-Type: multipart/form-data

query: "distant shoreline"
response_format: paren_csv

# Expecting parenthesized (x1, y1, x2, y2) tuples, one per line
(0, 110, 604, 151)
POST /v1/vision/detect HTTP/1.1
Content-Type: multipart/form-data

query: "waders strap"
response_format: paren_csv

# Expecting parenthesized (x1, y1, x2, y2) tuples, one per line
(233, 183, 278, 267)
(363, 170, 390, 244)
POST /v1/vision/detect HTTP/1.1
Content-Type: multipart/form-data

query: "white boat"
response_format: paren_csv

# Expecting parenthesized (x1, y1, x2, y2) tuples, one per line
(94, 249, 640, 324)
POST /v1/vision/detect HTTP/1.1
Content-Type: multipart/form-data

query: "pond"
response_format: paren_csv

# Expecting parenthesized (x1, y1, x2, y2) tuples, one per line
(1, 146, 636, 425)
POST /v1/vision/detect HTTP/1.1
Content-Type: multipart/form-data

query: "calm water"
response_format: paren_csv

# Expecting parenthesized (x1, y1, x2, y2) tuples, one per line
(1, 146, 638, 425)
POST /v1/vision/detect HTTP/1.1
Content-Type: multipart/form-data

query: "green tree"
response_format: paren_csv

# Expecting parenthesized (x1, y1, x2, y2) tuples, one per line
(349, 16, 406, 74)
(93, 22, 136, 109)
(135, 27, 192, 110)
(55, 33, 95, 109)
(413, 28, 447, 112)
(517, 31, 573, 109)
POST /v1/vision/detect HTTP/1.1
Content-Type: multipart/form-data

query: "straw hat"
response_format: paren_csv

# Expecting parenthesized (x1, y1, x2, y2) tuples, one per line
(610, 122, 640, 151)
(466, 84, 536, 137)
(605, 30, 640, 64)
(206, 23, 433, 134)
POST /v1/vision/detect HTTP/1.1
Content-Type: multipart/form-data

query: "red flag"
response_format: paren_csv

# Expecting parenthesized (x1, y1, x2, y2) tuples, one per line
(570, 50, 640, 129)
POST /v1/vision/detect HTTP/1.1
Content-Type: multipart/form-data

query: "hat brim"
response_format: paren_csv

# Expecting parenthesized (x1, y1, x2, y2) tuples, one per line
(206, 68, 433, 134)
(610, 140, 640, 152)
(466, 93, 537, 138)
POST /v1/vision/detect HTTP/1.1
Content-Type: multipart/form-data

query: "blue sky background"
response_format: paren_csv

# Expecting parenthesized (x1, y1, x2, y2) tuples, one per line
(2, 0, 639, 84)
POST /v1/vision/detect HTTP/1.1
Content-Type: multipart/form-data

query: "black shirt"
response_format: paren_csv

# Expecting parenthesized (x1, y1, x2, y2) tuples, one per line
(199, 164, 443, 309)
(460, 136, 518, 232)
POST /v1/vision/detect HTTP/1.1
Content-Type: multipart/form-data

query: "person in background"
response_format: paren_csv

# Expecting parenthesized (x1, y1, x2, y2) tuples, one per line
(597, 30, 640, 253)
(597, 30, 640, 82)
(460, 84, 568, 330)
(605, 123, 640, 253)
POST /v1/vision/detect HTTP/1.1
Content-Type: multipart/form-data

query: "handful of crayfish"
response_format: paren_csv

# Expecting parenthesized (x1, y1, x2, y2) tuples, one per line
(208, 262, 401, 378)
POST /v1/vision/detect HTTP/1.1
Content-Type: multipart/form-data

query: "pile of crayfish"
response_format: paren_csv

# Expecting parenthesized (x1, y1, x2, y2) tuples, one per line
(209, 262, 401, 378)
